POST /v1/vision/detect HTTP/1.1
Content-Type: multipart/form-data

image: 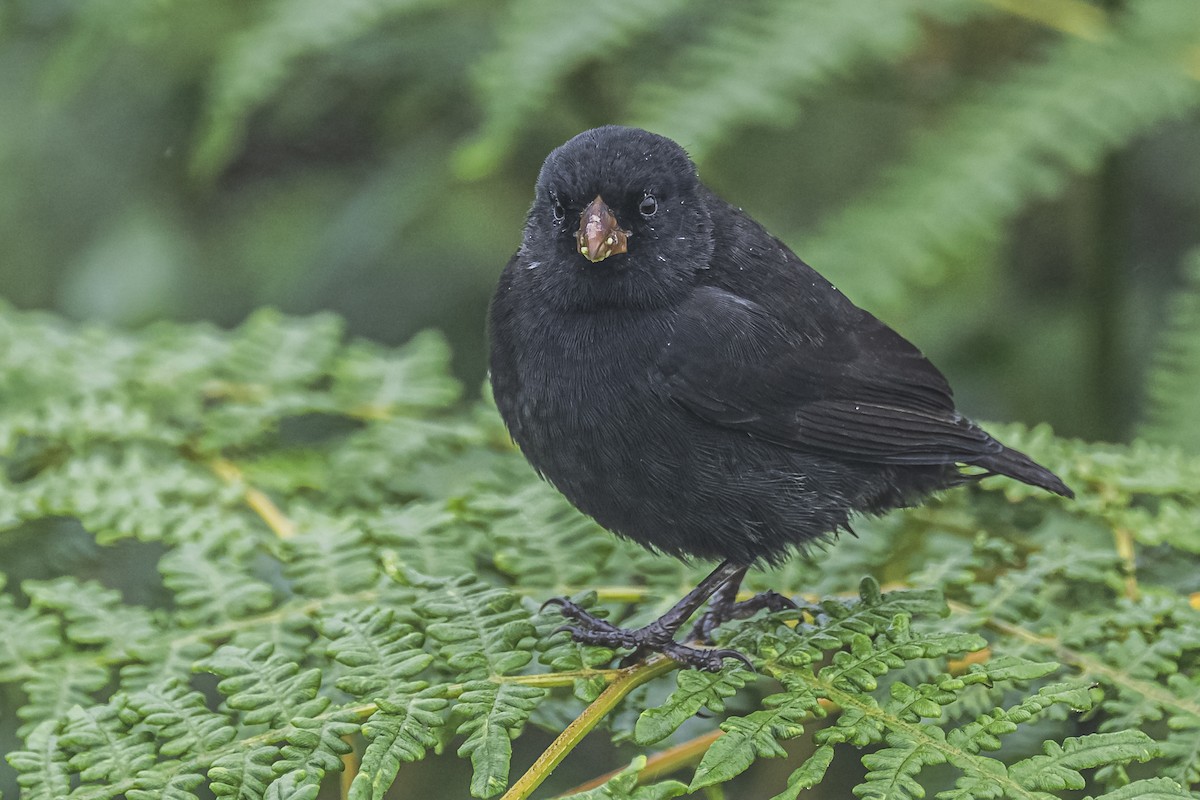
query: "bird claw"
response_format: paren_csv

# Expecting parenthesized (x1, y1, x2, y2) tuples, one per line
(539, 597, 566, 613)
(713, 648, 756, 672)
(691, 590, 798, 643)
(542, 597, 754, 672)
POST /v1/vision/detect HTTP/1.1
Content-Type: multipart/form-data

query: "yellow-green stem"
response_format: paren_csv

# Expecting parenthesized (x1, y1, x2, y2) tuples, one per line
(501, 657, 680, 800)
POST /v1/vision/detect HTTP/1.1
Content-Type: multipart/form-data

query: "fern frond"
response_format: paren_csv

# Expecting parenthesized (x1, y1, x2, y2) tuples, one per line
(5, 721, 70, 800)
(59, 698, 157, 785)
(454, 0, 692, 178)
(199, 643, 327, 727)
(454, 681, 546, 799)
(191, 0, 447, 178)
(1008, 731, 1160, 794)
(0, 588, 62, 683)
(320, 607, 432, 696)
(629, 0, 968, 161)
(351, 690, 447, 800)
(124, 679, 237, 760)
(207, 745, 279, 800)
(282, 513, 378, 597)
(414, 571, 537, 680)
(1142, 248, 1200, 453)
(802, 0, 1200, 312)
(272, 709, 358, 786)
(18, 662, 111, 738)
(486, 482, 615, 589)
(687, 690, 817, 790)
(3, 304, 1196, 797)
(1082, 778, 1195, 800)
(159, 543, 277, 626)
(634, 665, 755, 746)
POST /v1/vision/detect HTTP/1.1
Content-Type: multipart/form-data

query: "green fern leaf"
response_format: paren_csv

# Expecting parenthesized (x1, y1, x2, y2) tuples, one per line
(199, 643, 328, 727)
(18, 661, 111, 737)
(0, 590, 62, 683)
(689, 690, 820, 790)
(1008, 731, 1160, 793)
(803, 0, 1200, 313)
(5, 721, 71, 800)
(274, 710, 359, 781)
(634, 665, 754, 746)
(262, 768, 321, 800)
(361, 502, 481, 576)
(454, 681, 546, 799)
(819, 619, 985, 695)
(320, 607, 433, 697)
(350, 689, 448, 800)
(415, 572, 537, 680)
(455, 0, 691, 178)
(1152, 673, 1200, 786)
(331, 331, 461, 414)
(124, 679, 236, 758)
(192, 0, 445, 178)
(630, 0, 962, 161)
(858, 737, 948, 800)
(208, 745, 279, 799)
(59, 698, 157, 784)
(1082, 777, 1194, 799)
(160, 543, 276, 626)
(1143, 249, 1200, 453)
(282, 513, 378, 597)
(770, 744, 835, 800)
(487, 482, 614, 590)
(22, 578, 159, 657)
(126, 772, 205, 800)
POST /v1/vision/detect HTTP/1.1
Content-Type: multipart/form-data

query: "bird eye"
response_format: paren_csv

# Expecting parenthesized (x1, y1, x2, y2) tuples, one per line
(552, 202, 565, 222)
(639, 194, 658, 217)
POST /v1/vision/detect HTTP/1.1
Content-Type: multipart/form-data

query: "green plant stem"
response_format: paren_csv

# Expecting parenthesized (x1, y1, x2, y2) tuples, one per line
(208, 456, 296, 539)
(501, 657, 680, 800)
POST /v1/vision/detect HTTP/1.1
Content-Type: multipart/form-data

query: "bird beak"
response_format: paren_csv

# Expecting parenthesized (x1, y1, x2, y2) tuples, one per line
(577, 195, 630, 263)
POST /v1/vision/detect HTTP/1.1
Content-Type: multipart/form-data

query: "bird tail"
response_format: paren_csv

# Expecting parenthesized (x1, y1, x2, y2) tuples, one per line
(974, 445, 1074, 499)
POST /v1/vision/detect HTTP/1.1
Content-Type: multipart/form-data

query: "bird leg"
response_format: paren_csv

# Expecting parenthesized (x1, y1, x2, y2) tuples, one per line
(688, 566, 797, 643)
(543, 560, 752, 672)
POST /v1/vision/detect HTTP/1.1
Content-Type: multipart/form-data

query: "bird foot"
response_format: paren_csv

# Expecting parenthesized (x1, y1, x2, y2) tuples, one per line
(542, 597, 752, 672)
(689, 590, 797, 643)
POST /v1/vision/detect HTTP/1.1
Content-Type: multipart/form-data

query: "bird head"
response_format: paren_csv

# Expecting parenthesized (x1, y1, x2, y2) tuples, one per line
(520, 126, 715, 310)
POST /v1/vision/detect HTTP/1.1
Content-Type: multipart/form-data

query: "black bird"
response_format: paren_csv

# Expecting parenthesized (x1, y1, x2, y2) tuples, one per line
(488, 126, 1072, 671)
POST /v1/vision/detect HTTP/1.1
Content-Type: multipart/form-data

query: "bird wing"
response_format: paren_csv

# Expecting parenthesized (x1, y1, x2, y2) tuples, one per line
(658, 285, 1001, 464)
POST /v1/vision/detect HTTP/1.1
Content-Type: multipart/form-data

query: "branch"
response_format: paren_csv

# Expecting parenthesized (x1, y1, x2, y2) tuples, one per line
(208, 456, 296, 539)
(501, 657, 681, 800)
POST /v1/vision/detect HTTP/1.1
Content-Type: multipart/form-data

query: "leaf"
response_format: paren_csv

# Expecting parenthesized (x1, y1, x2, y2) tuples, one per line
(770, 744, 835, 800)
(1008, 731, 1161, 792)
(454, 681, 546, 798)
(634, 665, 754, 745)
(198, 643, 328, 727)
(350, 690, 449, 800)
(689, 690, 820, 789)
(321, 607, 433, 697)
(1083, 777, 1195, 799)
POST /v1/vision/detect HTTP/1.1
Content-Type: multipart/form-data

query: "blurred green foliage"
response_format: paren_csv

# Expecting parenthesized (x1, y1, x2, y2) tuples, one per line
(1, 0, 1198, 443)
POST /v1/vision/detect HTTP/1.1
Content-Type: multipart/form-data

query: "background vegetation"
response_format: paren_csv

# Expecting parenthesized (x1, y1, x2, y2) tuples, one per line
(1, 0, 1199, 797)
